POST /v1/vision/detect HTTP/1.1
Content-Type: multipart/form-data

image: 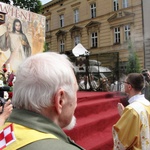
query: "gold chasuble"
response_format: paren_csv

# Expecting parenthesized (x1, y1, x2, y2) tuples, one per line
(112, 95, 150, 150)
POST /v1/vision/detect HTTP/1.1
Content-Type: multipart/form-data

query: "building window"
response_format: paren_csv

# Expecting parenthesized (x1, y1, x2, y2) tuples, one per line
(60, 40, 65, 53)
(46, 20, 50, 32)
(90, 3, 96, 18)
(74, 9, 79, 23)
(74, 36, 80, 46)
(124, 25, 130, 41)
(113, 0, 119, 11)
(60, 14, 64, 27)
(114, 27, 120, 43)
(122, 0, 128, 8)
(91, 32, 97, 47)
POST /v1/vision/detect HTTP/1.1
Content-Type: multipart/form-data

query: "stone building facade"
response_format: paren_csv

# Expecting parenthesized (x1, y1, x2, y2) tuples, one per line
(42, 0, 147, 73)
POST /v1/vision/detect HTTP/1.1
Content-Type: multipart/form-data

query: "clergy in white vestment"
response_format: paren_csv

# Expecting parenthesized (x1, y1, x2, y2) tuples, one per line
(112, 73, 150, 150)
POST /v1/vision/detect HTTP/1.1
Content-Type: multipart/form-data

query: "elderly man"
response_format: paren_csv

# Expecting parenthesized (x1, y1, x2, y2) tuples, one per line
(0, 52, 84, 150)
(113, 73, 150, 150)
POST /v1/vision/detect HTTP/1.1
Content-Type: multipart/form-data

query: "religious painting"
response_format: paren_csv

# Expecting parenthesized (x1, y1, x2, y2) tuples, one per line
(0, 2, 46, 73)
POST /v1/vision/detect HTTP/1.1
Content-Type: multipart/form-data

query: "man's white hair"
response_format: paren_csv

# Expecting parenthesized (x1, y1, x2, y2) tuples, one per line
(12, 52, 76, 112)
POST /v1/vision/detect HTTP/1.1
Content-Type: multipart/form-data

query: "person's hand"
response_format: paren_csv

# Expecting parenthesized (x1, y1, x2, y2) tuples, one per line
(3, 99, 13, 119)
(0, 100, 13, 126)
(21, 40, 27, 46)
(117, 103, 124, 116)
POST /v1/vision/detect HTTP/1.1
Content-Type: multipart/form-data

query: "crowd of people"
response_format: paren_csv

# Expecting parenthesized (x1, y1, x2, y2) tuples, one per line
(0, 52, 150, 149)
(78, 75, 112, 92)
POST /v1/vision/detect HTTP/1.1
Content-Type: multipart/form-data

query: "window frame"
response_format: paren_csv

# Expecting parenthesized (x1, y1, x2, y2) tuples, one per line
(114, 27, 120, 44)
(113, 0, 119, 11)
(60, 14, 64, 27)
(74, 9, 79, 23)
(46, 20, 50, 32)
(60, 39, 65, 53)
(74, 36, 80, 46)
(91, 32, 98, 48)
(90, 3, 96, 18)
(122, 0, 128, 8)
(124, 24, 130, 41)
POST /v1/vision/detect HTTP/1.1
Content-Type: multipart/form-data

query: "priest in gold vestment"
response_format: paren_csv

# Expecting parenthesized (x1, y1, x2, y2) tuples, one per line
(113, 73, 150, 150)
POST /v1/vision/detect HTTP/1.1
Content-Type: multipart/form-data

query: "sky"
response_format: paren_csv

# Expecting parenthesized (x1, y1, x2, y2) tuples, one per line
(41, 0, 52, 5)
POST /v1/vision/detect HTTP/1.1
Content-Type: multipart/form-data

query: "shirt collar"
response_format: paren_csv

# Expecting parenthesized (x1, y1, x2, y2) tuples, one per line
(128, 94, 150, 106)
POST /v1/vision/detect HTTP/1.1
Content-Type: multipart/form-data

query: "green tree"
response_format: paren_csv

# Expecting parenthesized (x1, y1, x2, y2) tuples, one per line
(43, 42, 49, 52)
(0, 0, 42, 13)
(126, 40, 141, 74)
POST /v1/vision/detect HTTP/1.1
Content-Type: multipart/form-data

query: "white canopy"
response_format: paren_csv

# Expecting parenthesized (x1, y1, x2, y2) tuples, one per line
(72, 43, 90, 57)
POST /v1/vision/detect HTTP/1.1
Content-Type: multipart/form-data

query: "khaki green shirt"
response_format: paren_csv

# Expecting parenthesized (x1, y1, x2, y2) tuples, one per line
(7, 109, 85, 150)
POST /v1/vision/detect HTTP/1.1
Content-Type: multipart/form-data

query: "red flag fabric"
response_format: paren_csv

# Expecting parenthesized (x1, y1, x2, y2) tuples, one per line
(0, 123, 16, 149)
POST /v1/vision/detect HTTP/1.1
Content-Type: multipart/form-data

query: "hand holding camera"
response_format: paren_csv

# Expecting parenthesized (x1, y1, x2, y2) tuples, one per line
(0, 99, 13, 126)
(0, 85, 13, 126)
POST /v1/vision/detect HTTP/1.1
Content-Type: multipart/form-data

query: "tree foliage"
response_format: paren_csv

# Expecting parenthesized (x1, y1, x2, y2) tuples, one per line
(43, 42, 49, 52)
(0, 0, 42, 13)
(126, 40, 141, 74)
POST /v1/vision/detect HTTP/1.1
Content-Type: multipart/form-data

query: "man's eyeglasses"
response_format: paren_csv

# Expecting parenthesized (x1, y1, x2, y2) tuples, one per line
(122, 81, 130, 84)
(121, 81, 133, 87)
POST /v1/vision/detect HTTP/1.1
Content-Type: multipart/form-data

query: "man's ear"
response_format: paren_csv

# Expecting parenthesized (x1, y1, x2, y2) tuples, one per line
(128, 84, 132, 90)
(53, 89, 65, 115)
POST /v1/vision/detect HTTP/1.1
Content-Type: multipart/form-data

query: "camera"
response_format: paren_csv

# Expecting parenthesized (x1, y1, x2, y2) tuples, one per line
(0, 97, 6, 107)
(0, 86, 10, 114)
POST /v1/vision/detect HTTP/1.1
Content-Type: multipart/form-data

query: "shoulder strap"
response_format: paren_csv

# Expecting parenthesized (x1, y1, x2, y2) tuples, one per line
(3, 123, 58, 149)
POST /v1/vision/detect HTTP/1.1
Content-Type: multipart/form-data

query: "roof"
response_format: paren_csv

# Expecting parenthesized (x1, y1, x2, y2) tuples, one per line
(43, 0, 63, 8)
